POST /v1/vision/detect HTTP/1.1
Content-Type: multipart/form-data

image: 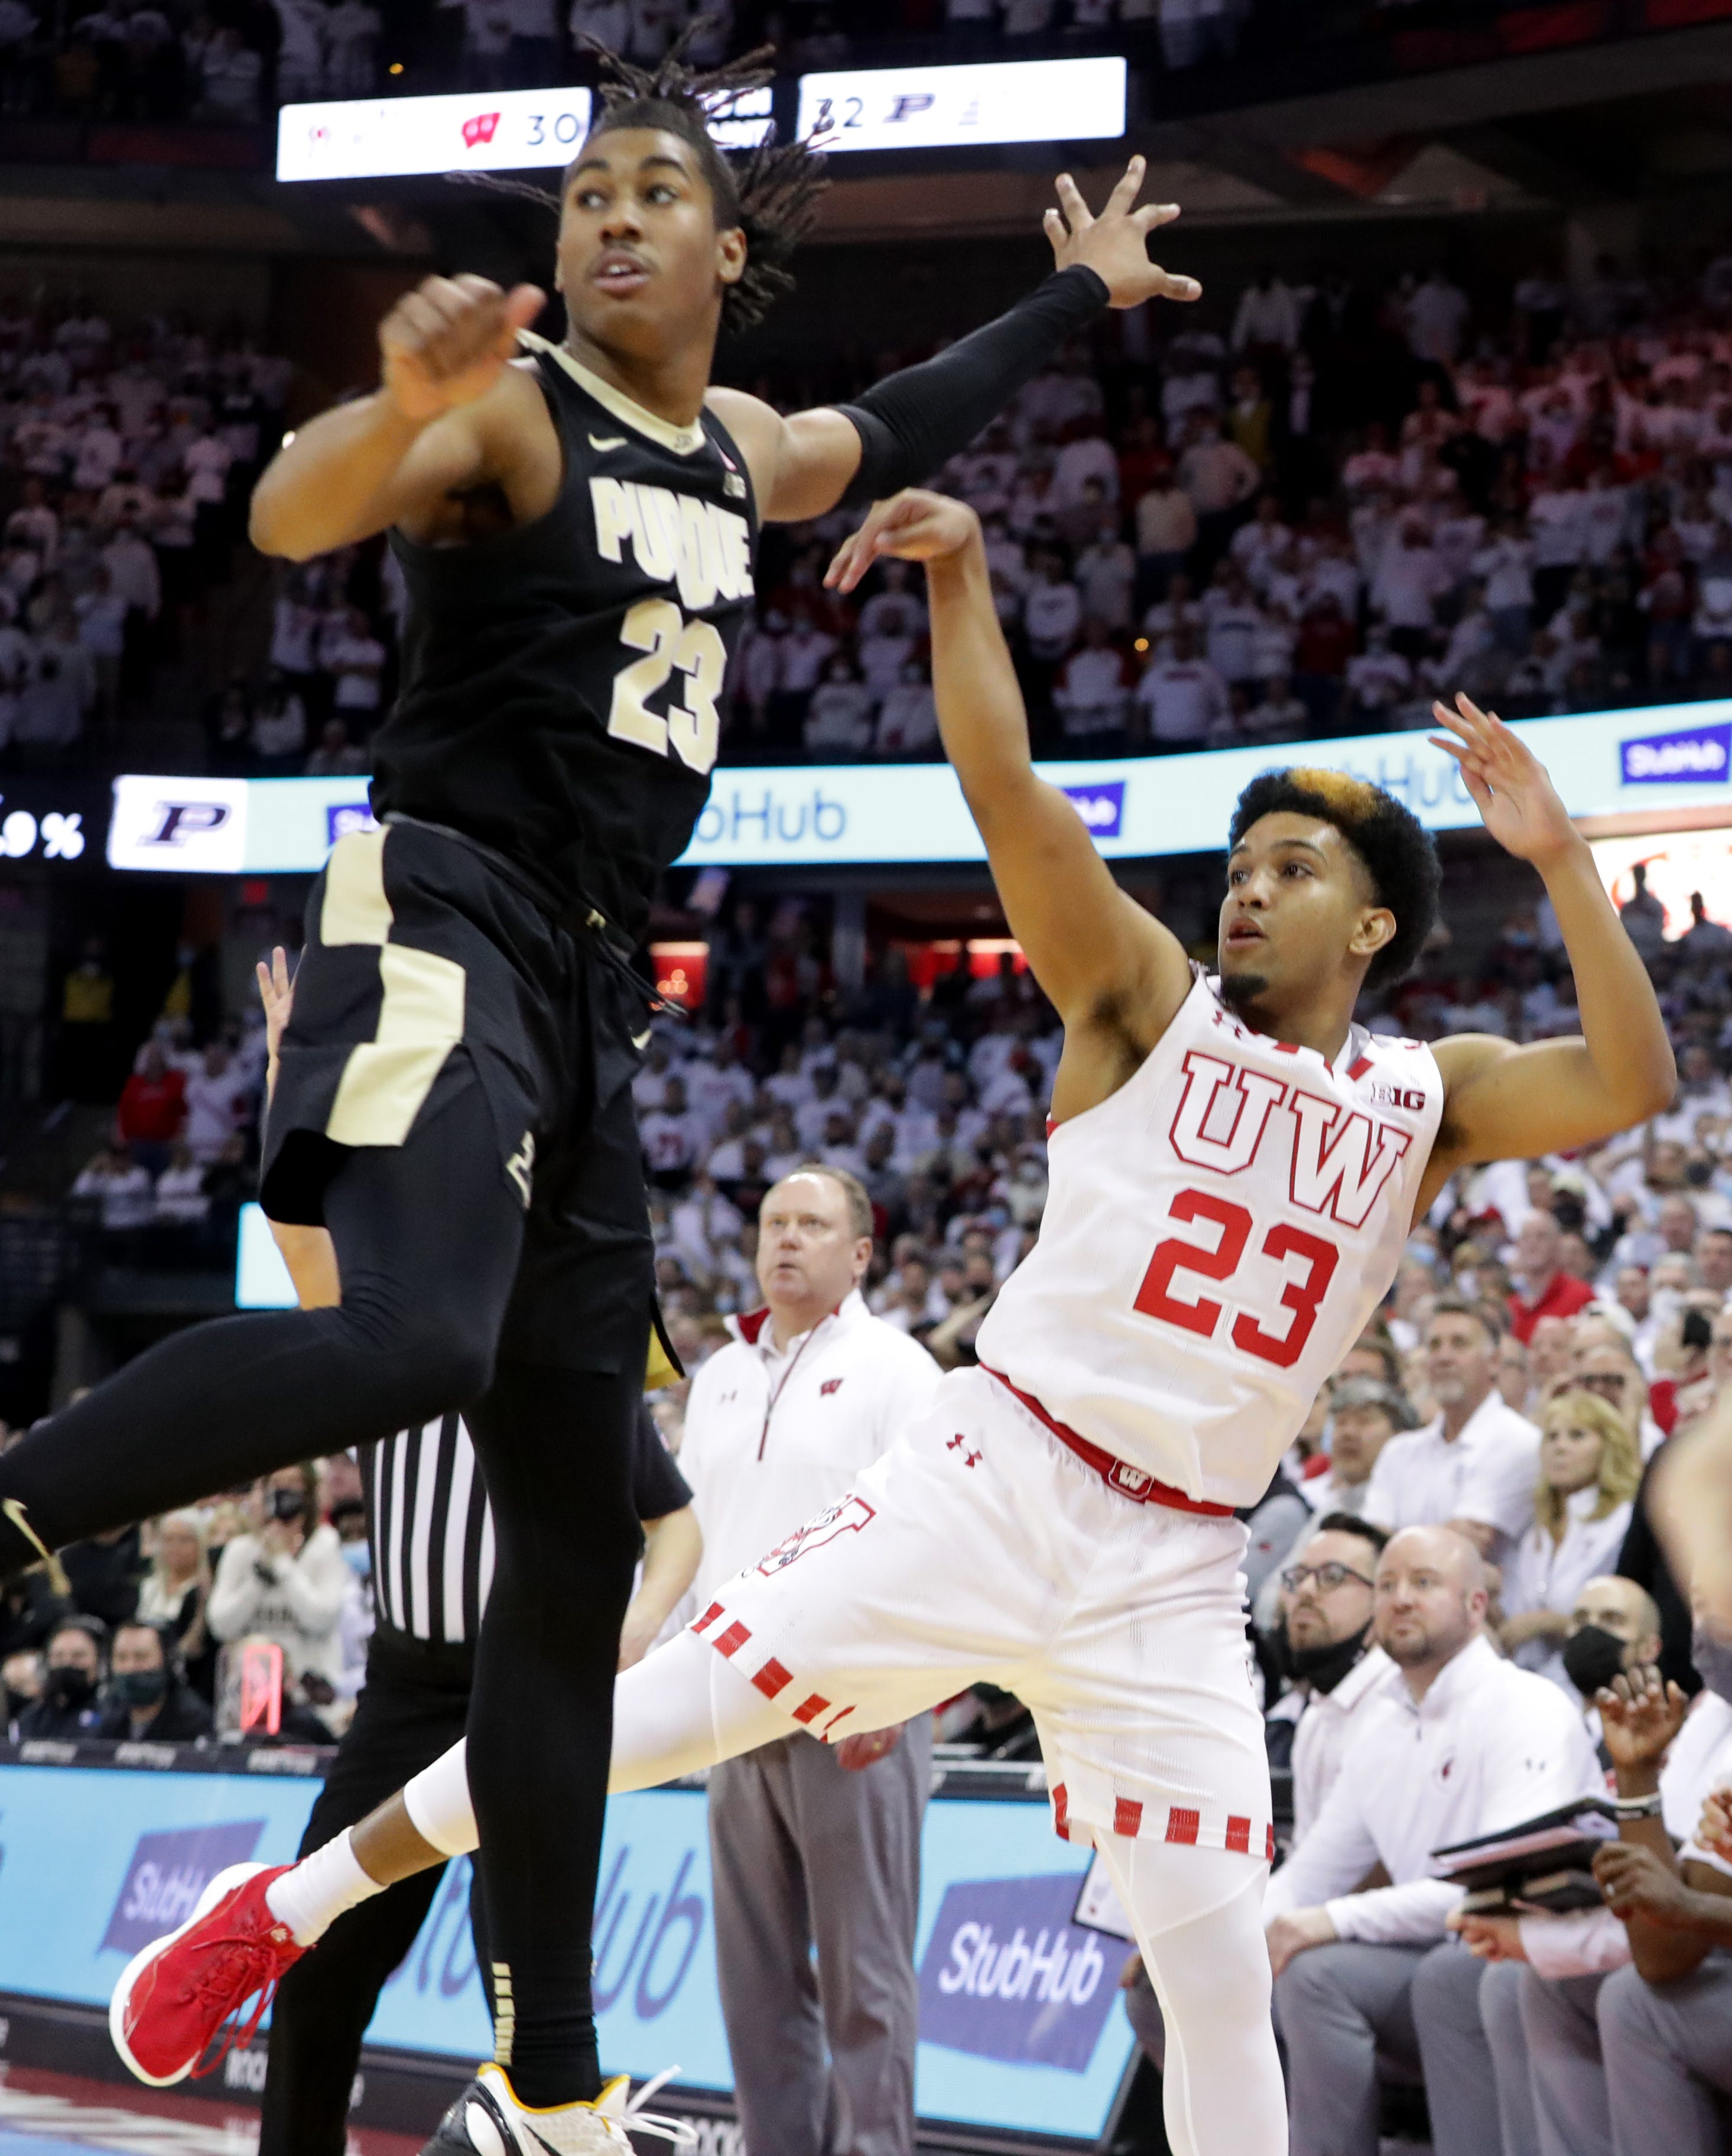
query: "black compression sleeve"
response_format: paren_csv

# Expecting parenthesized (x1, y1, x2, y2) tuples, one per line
(836, 264, 1109, 509)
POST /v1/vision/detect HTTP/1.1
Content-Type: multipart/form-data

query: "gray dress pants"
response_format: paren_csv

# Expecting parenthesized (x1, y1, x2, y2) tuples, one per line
(1597, 1954, 1732, 2156)
(708, 1715, 932, 2156)
(1276, 1936, 1539, 2156)
(1273, 1940, 1429, 2156)
(1412, 1943, 1539, 2156)
(1517, 1966, 1612, 2156)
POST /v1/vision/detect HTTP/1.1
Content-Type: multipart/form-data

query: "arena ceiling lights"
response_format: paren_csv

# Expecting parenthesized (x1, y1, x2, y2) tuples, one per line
(794, 57, 1127, 154)
(274, 83, 771, 184)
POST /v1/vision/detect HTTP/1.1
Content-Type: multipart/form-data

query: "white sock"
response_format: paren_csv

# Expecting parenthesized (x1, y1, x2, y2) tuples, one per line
(264, 1827, 384, 1946)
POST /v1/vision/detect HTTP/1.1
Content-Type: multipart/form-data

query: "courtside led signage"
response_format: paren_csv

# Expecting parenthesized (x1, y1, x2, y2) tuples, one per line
(796, 57, 1127, 153)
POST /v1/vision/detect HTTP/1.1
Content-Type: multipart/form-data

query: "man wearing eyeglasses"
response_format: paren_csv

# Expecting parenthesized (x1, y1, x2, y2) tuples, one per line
(1268, 1515, 1400, 1847)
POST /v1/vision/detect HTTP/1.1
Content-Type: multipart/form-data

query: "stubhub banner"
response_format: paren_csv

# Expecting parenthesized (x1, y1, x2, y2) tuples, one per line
(0, 1761, 1132, 2142)
(109, 697, 1732, 878)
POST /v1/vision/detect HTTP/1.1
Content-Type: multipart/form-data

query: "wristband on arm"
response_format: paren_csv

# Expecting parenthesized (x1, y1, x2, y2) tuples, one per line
(835, 265, 1110, 510)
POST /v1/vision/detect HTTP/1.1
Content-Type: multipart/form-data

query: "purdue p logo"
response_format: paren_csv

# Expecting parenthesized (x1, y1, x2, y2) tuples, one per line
(506, 1131, 535, 1208)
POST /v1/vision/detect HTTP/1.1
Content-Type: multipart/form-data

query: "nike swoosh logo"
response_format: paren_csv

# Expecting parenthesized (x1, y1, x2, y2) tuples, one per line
(631, 1027, 652, 1050)
(589, 434, 627, 451)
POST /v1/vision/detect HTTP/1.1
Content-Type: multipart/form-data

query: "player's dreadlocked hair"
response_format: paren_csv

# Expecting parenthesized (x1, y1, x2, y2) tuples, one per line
(450, 17, 827, 336)
(1227, 767, 1441, 989)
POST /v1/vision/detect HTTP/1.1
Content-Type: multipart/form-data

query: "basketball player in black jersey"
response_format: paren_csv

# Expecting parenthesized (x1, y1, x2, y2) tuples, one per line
(9, 33, 1201, 2156)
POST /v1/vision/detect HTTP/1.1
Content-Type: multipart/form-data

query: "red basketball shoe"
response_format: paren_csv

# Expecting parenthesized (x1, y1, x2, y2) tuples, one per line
(109, 1862, 305, 2086)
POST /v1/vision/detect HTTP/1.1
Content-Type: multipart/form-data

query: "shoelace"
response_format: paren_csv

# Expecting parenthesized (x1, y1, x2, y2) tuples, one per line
(601, 2067, 697, 2148)
(178, 1932, 291, 2081)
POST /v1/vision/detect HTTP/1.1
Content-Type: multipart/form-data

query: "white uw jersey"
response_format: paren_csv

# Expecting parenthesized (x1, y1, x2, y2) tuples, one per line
(975, 970, 1444, 1509)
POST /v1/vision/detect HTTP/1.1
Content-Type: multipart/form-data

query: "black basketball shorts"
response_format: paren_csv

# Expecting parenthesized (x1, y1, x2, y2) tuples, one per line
(261, 816, 659, 1377)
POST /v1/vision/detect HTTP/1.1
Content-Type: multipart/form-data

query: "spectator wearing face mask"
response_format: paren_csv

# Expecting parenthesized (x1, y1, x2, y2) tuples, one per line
(17, 1613, 107, 1738)
(1555, 1573, 1665, 1730)
(1268, 1517, 1401, 1845)
(207, 1465, 349, 1690)
(96, 1617, 214, 1743)
(1501, 1392, 1642, 1693)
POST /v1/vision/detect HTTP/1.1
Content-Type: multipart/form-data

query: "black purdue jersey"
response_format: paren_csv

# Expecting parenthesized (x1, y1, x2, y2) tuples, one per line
(371, 334, 759, 939)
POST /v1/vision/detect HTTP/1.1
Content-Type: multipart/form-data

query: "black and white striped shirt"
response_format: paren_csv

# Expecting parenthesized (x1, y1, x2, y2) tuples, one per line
(358, 1408, 693, 1646)
(360, 1414, 493, 1645)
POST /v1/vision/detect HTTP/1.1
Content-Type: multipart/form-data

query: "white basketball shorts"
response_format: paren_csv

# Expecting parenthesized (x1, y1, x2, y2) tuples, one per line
(688, 1364, 1273, 1860)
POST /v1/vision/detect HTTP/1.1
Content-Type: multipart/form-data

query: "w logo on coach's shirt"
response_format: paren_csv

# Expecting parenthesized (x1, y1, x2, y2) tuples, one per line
(820, 1378, 843, 1397)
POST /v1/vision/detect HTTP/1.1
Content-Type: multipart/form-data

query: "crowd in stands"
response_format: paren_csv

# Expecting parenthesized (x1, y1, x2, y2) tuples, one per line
(730, 241, 1732, 762)
(0, 0, 1504, 130)
(23, 235, 1732, 780)
(0, 296, 290, 765)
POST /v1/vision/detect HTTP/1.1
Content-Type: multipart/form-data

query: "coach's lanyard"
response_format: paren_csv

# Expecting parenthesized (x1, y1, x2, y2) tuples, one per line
(756, 1310, 836, 1461)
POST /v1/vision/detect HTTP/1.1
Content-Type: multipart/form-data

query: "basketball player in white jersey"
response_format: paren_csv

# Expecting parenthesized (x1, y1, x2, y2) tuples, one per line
(113, 493, 1674, 2156)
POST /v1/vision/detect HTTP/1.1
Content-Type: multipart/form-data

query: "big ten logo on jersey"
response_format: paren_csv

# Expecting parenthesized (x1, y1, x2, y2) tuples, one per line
(591, 477, 752, 778)
(1137, 1041, 1428, 1373)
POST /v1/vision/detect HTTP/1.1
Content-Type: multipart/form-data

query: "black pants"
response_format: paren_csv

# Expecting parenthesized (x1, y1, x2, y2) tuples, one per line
(0, 1087, 641, 2105)
(261, 1625, 482, 2156)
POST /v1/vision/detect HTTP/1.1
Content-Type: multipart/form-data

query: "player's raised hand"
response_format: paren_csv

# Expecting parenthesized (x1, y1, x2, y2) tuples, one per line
(1595, 1664, 1689, 1770)
(378, 274, 546, 424)
(824, 489, 980, 595)
(1429, 693, 1578, 867)
(1044, 158, 1200, 310)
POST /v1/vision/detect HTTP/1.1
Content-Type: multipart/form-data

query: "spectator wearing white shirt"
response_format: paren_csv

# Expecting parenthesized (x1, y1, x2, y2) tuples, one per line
(182, 1042, 248, 1166)
(208, 1464, 349, 1690)
(1341, 626, 1412, 729)
(1499, 1391, 1641, 1693)
(1364, 1295, 1542, 1560)
(640, 1074, 702, 1189)
(1406, 271, 1471, 365)
(1054, 618, 1132, 749)
(1231, 270, 1301, 355)
(321, 605, 386, 719)
(874, 662, 938, 756)
(1021, 551, 1083, 664)
(680, 1167, 941, 2156)
(1307, 1378, 1409, 1521)
(1135, 626, 1229, 748)
(1271, 1516, 1403, 1847)
(1268, 1526, 1602, 2156)
(1372, 517, 1449, 656)
(803, 656, 875, 758)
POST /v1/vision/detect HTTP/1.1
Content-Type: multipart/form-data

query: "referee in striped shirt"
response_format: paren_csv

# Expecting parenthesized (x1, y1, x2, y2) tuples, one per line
(254, 956, 700, 2156)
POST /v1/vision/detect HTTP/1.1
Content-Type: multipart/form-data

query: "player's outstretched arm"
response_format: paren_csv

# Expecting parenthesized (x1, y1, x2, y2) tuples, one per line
(828, 492, 1190, 1034)
(251, 275, 546, 561)
(708, 158, 1200, 525)
(1419, 693, 1674, 1206)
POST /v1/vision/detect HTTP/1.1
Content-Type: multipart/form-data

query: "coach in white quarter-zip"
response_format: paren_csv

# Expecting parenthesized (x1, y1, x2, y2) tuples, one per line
(679, 1164, 941, 2156)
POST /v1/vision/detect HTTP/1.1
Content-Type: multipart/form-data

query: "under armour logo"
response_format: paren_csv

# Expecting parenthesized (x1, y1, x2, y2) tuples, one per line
(820, 1378, 843, 1397)
(946, 1433, 981, 1469)
(506, 1131, 535, 1207)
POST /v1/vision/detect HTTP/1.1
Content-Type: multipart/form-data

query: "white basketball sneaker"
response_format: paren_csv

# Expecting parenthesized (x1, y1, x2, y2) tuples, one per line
(423, 2063, 694, 2156)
